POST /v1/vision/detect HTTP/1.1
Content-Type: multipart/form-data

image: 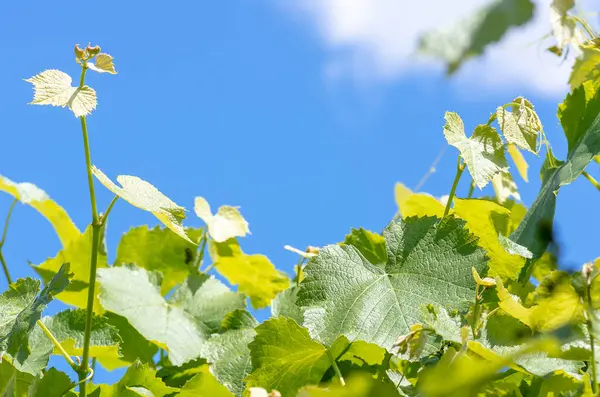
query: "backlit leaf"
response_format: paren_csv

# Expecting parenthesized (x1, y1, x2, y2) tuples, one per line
(443, 112, 508, 189)
(341, 228, 387, 267)
(194, 197, 250, 243)
(92, 166, 195, 244)
(25, 69, 97, 117)
(507, 144, 529, 182)
(87, 53, 117, 74)
(0, 174, 80, 247)
(492, 172, 521, 204)
(570, 47, 600, 90)
(88, 361, 177, 396)
(298, 215, 487, 350)
(178, 367, 234, 397)
(549, 0, 584, 55)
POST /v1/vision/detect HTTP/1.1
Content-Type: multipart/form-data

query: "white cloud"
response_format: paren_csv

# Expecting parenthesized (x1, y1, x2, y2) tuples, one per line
(277, 0, 595, 96)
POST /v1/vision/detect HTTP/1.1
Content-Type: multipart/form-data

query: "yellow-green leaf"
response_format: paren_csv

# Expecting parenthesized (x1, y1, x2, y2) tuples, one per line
(25, 69, 97, 117)
(492, 172, 520, 204)
(507, 144, 529, 182)
(92, 166, 194, 244)
(0, 175, 80, 247)
(87, 53, 117, 75)
(209, 239, 289, 309)
(570, 47, 600, 90)
(194, 197, 249, 243)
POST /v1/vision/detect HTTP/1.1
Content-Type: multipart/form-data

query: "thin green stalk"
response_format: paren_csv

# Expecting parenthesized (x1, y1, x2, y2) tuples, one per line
(326, 349, 345, 386)
(1, 198, 18, 246)
(294, 256, 306, 287)
(443, 156, 465, 217)
(582, 171, 600, 192)
(100, 196, 119, 225)
(196, 230, 208, 271)
(587, 280, 598, 394)
(467, 180, 475, 199)
(37, 319, 78, 371)
(572, 15, 596, 39)
(78, 61, 101, 397)
(471, 285, 481, 338)
(0, 252, 11, 285)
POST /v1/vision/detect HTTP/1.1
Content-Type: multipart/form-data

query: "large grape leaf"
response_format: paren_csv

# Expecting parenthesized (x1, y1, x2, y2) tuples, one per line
(104, 313, 158, 366)
(209, 238, 290, 309)
(418, 0, 534, 74)
(297, 216, 487, 350)
(25, 69, 97, 117)
(0, 175, 80, 247)
(0, 264, 71, 360)
(32, 367, 75, 397)
(97, 265, 209, 366)
(246, 317, 348, 396)
(88, 361, 177, 396)
(115, 225, 203, 295)
(511, 81, 600, 259)
(443, 112, 508, 189)
(32, 225, 107, 312)
(0, 359, 36, 396)
(271, 286, 304, 325)
(570, 47, 600, 90)
(92, 166, 195, 244)
(194, 197, 250, 243)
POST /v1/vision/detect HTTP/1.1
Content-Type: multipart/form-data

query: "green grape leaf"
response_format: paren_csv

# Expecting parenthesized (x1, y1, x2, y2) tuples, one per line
(271, 286, 304, 325)
(496, 98, 541, 153)
(87, 53, 118, 74)
(115, 225, 203, 295)
(25, 69, 97, 117)
(507, 144, 529, 182)
(511, 81, 600, 259)
(246, 317, 347, 396)
(169, 273, 246, 333)
(299, 372, 399, 396)
(0, 264, 71, 359)
(178, 368, 234, 397)
(418, 0, 534, 74)
(337, 340, 386, 367)
(209, 239, 290, 309)
(92, 166, 195, 244)
(0, 359, 36, 397)
(88, 361, 177, 396)
(443, 112, 508, 189)
(194, 197, 250, 243)
(0, 174, 80, 247)
(97, 265, 209, 366)
(105, 313, 158, 367)
(341, 228, 387, 266)
(492, 172, 520, 204)
(570, 48, 600, 90)
(32, 225, 108, 312)
(297, 216, 487, 350)
(32, 367, 75, 397)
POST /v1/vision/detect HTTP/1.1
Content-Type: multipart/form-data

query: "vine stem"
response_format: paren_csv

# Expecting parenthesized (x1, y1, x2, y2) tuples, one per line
(443, 156, 465, 217)
(587, 279, 598, 394)
(582, 171, 600, 192)
(0, 198, 18, 285)
(326, 349, 345, 386)
(78, 61, 101, 397)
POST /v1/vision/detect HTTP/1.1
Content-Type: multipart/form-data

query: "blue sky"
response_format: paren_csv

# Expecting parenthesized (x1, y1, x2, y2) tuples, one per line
(1, 0, 598, 385)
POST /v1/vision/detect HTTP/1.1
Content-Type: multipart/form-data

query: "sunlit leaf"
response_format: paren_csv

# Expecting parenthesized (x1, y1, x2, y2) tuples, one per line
(549, 0, 584, 55)
(492, 172, 521, 204)
(507, 144, 529, 182)
(25, 69, 97, 117)
(87, 53, 117, 74)
(570, 47, 600, 90)
(92, 166, 195, 244)
(0, 174, 80, 247)
(178, 367, 234, 397)
(88, 361, 177, 396)
(341, 228, 387, 266)
(194, 197, 250, 243)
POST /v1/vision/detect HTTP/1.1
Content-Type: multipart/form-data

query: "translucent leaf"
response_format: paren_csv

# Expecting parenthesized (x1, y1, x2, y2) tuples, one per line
(32, 225, 108, 312)
(394, 182, 442, 218)
(443, 112, 508, 189)
(0, 174, 80, 247)
(88, 361, 177, 396)
(115, 225, 203, 295)
(194, 197, 250, 243)
(33, 367, 75, 397)
(87, 53, 117, 74)
(337, 340, 386, 367)
(507, 144, 529, 182)
(92, 166, 194, 244)
(512, 81, 600, 259)
(418, 0, 534, 74)
(496, 99, 540, 153)
(25, 69, 97, 117)
(97, 265, 209, 366)
(298, 372, 399, 396)
(498, 234, 532, 259)
(271, 286, 303, 325)
(570, 47, 600, 90)
(549, 0, 584, 54)
(246, 317, 348, 396)
(105, 312, 158, 367)
(209, 239, 289, 309)
(178, 367, 234, 397)
(492, 172, 521, 204)
(0, 360, 36, 396)
(0, 264, 71, 359)
(297, 215, 487, 350)
(341, 228, 387, 266)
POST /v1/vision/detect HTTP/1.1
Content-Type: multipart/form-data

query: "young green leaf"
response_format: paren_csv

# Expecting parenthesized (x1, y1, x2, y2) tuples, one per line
(0, 359, 36, 396)
(341, 228, 387, 267)
(32, 367, 75, 397)
(298, 215, 487, 350)
(178, 368, 234, 397)
(507, 144, 529, 182)
(496, 98, 541, 153)
(299, 372, 399, 396)
(97, 265, 209, 366)
(209, 238, 290, 309)
(246, 317, 347, 396)
(0, 264, 71, 359)
(570, 47, 600, 90)
(492, 172, 521, 204)
(0, 174, 80, 247)
(549, 0, 583, 54)
(88, 361, 178, 396)
(418, 0, 534, 74)
(443, 112, 508, 189)
(32, 225, 108, 312)
(104, 313, 158, 367)
(92, 166, 195, 244)
(87, 53, 118, 74)
(25, 69, 97, 117)
(115, 225, 203, 295)
(194, 197, 250, 243)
